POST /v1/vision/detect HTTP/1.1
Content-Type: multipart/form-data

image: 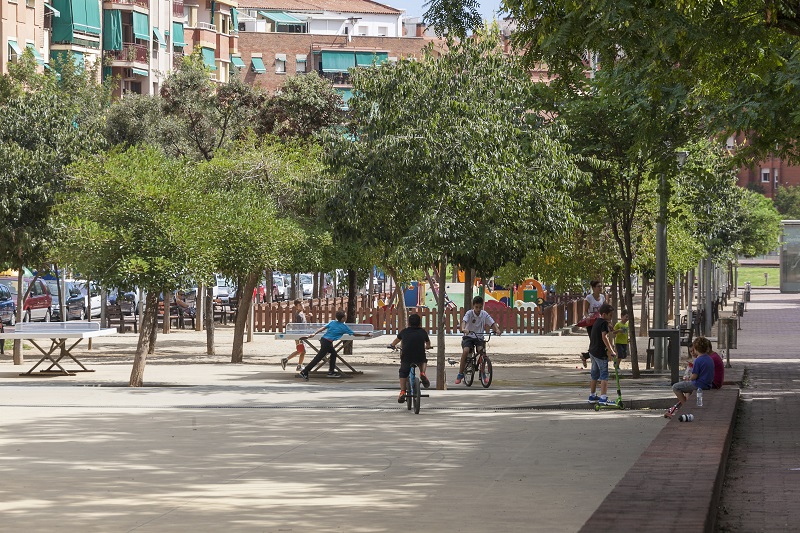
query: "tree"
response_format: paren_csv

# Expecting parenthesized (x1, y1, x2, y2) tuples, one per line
(325, 32, 584, 387)
(773, 185, 800, 219)
(255, 72, 344, 140)
(0, 53, 108, 363)
(57, 147, 197, 386)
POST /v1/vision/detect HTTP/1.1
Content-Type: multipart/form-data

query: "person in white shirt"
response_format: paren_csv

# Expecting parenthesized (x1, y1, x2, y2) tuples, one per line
(581, 280, 606, 367)
(456, 296, 502, 384)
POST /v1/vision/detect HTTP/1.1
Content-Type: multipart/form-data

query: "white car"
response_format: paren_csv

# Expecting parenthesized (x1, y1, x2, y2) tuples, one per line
(300, 273, 313, 298)
(212, 275, 232, 304)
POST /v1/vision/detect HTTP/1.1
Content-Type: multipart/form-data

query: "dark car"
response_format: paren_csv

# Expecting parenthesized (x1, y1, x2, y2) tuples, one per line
(45, 280, 89, 321)
(0, 283, 16, 326)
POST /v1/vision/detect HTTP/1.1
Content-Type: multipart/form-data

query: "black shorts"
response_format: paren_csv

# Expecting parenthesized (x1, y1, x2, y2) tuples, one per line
(616, 344, 628, 359)
(399, 354, 427, 378)
(461, 336, 486, 351)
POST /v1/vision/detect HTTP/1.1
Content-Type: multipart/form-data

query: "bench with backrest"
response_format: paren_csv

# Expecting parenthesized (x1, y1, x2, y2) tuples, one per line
(106, 304, 136, 333)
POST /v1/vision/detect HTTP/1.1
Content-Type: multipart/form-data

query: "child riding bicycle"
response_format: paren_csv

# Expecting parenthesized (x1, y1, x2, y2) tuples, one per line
(456, 296, 502, 384)
(388, 313, 432, 403)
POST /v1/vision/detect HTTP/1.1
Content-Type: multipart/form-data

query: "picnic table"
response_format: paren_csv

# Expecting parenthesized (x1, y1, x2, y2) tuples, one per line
(0, 322, 118, 376)
(269, 322, 381, 375)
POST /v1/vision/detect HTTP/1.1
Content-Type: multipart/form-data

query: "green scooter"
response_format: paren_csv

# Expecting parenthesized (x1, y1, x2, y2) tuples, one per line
(595, 360, 625, 411)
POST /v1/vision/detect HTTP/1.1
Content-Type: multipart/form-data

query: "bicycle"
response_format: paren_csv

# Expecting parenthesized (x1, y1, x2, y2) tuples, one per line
(460, 330, 494, 388)
(388, 345, 430, 414)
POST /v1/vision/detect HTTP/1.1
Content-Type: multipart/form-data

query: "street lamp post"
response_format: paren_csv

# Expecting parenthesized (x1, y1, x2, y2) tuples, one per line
(654, 150, 689, 372)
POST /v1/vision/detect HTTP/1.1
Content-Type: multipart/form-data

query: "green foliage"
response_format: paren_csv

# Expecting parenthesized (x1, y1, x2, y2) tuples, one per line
(423, 0, 483, 38)
(773, 185, 800, 219)
(325, 32, 584, 278)
(0, 55, 108, 271)
(55, 147, 195, 291)
(255, 72, 344, 140)
(157, 50, 262, 160)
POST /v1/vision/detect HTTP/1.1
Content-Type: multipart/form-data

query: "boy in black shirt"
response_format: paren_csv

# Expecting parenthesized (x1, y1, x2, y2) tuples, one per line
(389, 313, 432, 403)
(587, 303, 617, 405)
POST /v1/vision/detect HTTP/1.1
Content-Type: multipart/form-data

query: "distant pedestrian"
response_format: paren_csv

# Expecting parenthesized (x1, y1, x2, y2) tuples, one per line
(282, 299, 307, 371)
(612, 309, 630, 362)
(581, 281, 607, 368)
(297, 310, 371, 379)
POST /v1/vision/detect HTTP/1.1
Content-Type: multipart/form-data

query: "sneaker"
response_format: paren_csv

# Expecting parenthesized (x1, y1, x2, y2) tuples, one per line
(664, 403, 681, 418)
(420, 373, 430, 388)
(296, 364, 302, 371)
(455, 373, 464, 385)
(281, 358, 288, 370)
(326, 372, 341, 378)
(580, 352, 589, 368)
(397, 391, 406, 403)
(600, 397, 616, 406)
(297, 372, 308, 381)
(588, 394, 599, 403)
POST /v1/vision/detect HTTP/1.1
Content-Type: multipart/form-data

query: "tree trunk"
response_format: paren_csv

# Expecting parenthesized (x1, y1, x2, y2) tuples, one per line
(147, 300, 158, 355)
(344, 269, 357, 355)
(130, 291, 159, 386)
(231, 271, 258, 363)
(623, 263, 640, 379)
(265, 270, 273, 304)
(436, 255, 447, 390)
(464, 268, 474, 310)
(387, 267, 407, 331)
(205, 285, 215, 355)
(163, 290, 171, 334)
(12, 269, 24, 364)
(638, 276, 649, 337)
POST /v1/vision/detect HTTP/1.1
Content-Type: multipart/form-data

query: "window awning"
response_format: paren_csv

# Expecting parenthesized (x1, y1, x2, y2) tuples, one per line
(132, 67, 149, 76)
(153, 27, 166, 49)
(44, 2, 60, 17)
(172, 22, 187, 47)
(132, 12, 149, 41)
(103, 10, 123, 51)
(321, 50, 355, 73)
(230, 55, 245, 68)
(230, 7, 239, 32)
(201, 47, 217, 70)
(7, 40, 23, 56)
(251, 56, 266, 73)
(296, 54, 307, 62)
(258, 11, 302, 24)
(275, 53, 286, 61)
(26, 44, 45, 65)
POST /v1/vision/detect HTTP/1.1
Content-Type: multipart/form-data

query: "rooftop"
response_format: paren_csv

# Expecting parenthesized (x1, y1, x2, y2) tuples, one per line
(237, 0, 402, 15)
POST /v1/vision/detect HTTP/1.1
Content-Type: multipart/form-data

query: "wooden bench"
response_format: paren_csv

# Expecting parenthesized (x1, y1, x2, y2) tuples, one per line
(106, 304, 136, 333)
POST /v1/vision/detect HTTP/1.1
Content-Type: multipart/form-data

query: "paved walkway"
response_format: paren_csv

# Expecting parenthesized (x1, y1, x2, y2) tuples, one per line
(0, 290, 794, 532)
(715, 290, 800, 532)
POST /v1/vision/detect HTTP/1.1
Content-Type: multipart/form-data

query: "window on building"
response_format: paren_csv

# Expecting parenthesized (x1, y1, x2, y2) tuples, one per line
(377, 26, 388, 36)
(761, 169, 771, 182)
(775, 169, 780, 183)
(357, 26, 368, 36)
(296, 54, 307, 73)
(25, 0, 35, 8)
(726, 136, 735, 150)
(275, 53, 286, 73)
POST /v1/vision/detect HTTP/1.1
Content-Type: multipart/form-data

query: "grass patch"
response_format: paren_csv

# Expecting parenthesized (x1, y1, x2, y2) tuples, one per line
(737, 266, 779, 287)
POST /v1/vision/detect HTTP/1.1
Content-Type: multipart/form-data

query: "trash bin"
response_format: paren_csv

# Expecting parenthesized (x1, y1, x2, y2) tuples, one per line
(736, 301, 744, 317)
(718, 317, 738, 350)
(744, 289, 751, 302)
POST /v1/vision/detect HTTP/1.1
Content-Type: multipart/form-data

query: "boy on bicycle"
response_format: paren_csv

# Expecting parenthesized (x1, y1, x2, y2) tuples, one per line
(388, 313, 432, 402)
(456, 296, 502, 384)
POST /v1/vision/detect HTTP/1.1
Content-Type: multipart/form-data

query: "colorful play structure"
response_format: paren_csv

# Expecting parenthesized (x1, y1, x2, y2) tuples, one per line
(401, 275, 546, 310)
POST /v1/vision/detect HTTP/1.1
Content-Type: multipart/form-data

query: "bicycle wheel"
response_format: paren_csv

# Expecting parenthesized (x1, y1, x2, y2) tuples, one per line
(413, 377, 421, 414)
(406, 370, 413, 411)
(464, 358, 475, 387)
(479, 355, 493, 388)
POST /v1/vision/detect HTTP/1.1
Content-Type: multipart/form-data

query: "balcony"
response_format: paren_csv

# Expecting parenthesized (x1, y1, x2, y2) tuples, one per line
(105, 0, 149, 8)
(173, 0, 184, 16)
(319, 71, 351, 85)
(189, 25, 217, 47)
(106, 43, 149, 64)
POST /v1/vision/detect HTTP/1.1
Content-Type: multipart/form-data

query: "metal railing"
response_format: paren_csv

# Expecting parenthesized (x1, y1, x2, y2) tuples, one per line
(106, 43, 149, 64)
(319, 70, 350, 85)
(197, 22, 216, 31)
(107, 0, 149, 8)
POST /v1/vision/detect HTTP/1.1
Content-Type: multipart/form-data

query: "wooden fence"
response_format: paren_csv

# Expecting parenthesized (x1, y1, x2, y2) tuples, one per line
(254, 296, 595, 336)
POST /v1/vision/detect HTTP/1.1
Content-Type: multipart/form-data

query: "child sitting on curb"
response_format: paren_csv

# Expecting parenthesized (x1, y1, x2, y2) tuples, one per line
(665, 336, 715, 418)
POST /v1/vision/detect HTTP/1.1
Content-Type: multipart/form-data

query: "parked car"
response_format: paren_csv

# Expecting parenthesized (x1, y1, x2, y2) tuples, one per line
(212, 275, 231, 304)
(300, 273, 313, 298)
(0, 283, 16, 326)
(0, 277, 53, 322)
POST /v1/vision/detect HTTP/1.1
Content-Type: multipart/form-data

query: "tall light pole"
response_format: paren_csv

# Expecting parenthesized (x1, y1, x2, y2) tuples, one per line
(654, 150, 689, 372)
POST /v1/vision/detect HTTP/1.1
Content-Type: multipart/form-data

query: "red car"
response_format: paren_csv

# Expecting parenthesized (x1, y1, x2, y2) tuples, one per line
(0, 277, 53, 322)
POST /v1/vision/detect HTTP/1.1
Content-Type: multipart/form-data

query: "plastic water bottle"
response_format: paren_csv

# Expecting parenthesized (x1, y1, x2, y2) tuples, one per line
(696, 388, 703, 407)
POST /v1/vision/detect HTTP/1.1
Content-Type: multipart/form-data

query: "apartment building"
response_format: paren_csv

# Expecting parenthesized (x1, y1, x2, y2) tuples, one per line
(3, 0, 239, 94)
(1, 0, 47, 75)
(235, 0, 431, 97)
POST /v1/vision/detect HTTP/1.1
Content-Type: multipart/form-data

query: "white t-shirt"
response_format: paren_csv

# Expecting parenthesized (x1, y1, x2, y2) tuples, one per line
(462, 309, 495, 339)
(586, 293, 605, 314)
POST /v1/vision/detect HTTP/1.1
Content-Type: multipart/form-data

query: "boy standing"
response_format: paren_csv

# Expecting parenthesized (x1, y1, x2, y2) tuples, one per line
(389, 313, 432, 403)
(457, 296, 502, 385)
(665, 336, 715, 418)
(587, 303, 617, 405)
(612, 309, 630, 362)
(281, 299, 307, 371)
(297, 310, 371, 380)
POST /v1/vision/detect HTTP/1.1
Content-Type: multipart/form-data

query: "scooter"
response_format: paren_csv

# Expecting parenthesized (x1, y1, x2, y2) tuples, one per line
(595, 359, 625, 411)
